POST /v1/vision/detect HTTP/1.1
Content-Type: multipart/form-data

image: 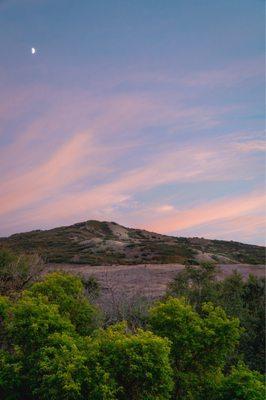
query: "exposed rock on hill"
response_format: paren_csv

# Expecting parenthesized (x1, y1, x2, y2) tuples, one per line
(0, 220, 264, 265)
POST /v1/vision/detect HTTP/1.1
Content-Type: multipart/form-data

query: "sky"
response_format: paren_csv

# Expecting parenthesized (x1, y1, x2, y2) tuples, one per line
(0, 0, 265, 244)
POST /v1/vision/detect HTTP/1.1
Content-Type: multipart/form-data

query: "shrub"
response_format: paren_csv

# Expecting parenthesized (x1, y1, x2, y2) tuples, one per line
(149, 297, 241, 399)
(168, 264, 266, 372)
(7, 294, 75, 352)
(219, 364, 265, 400)
(91, 323, 174, 400)
(27, 272, 101, 335)
(0, 249, 43, 295)
(32, 332, 117, 400)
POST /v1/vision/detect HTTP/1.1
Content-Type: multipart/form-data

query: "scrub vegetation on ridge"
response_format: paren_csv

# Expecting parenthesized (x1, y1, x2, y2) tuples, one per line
(0, 220, 264, 265)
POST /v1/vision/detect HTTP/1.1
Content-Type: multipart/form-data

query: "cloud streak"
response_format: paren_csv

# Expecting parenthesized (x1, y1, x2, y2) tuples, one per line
(1, 129, 264, 236)
(144, 191, 265, 234)
(0, 53, 264, 243)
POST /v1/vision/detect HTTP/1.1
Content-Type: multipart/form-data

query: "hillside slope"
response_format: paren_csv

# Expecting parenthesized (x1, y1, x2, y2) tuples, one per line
(0, 220, 264, 265)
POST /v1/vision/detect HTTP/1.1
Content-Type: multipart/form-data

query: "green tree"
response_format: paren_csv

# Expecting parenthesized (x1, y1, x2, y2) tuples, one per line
(0, 293, 75, 399)
(0, 295, 10, 326)
(32, 332, 117, 400)
(218, 270, 245, 317)
(1, 266, 264, 400)
(0, 349, 22, 400)
(168, 262, 219, 308)
(27, 272, 101, 335)
(92, 323, 174, 400)
(0, 278, 174, 400)
(168, 264, 266, 373)
(8, 294, 75, 352)
(149, 297, 241, 399)
(81, 274, 101, 300)
(240, 274, 265, 372)
(219, 364, 265, 400)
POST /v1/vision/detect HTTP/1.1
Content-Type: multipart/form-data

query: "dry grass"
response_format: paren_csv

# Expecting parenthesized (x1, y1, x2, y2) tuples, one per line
(46, 262, 265, 301)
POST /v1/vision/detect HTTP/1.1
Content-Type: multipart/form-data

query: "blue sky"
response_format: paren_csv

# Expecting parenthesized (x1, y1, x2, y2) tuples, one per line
(0, 0, 265, 244)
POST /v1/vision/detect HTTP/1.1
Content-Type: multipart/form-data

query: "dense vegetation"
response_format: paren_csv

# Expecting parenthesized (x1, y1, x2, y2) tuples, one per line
(0, 220, 264, 264)
(168, 262, 265, 373)
(0, 250, 265, 399)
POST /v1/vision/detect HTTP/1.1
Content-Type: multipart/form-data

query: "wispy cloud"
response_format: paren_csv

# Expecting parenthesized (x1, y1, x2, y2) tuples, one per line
(0, 55, 264, 243)
(0, 133, 95, 215)
(178, 214, 266, 246)
(1, 129, 264, 235)
(235, 139, 266, 153)
(182, 57, 264, 88)
(143, 191, 265, 234)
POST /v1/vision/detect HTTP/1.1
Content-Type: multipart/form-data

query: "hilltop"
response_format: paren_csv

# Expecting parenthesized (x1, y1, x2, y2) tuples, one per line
(0, 220, 264, 265)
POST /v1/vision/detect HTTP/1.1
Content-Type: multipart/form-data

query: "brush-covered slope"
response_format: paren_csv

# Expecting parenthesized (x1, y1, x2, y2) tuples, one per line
(0, 220, 264, 265)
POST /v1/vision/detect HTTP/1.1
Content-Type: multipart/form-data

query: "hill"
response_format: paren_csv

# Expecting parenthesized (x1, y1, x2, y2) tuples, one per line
(0, 220, 264, 265)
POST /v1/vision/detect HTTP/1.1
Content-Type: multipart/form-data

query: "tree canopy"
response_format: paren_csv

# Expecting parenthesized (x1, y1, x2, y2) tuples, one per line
(0, 250, 264, 399)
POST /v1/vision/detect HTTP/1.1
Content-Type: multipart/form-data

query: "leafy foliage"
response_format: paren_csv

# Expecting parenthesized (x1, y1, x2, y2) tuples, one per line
(168, 262, 218, 307)
(0, 261, 264, 400)
(91, 323, 174, 400)
(8, 294, 75, 350)
(81, 274, 101, 300)
(26, 272, 101, 335)
(31, 332, 118, 400)
(219, 364, 265, 400)
(148, 297, 241, 399)
(168, 262, 265, 372)
(0, 272, 174, 400)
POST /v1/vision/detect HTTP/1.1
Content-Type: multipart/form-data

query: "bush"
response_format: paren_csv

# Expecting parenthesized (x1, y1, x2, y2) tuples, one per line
(8, 294, 75, 351)
(219, 364, 265, 400)
(0, 249, 43, 295)
(32, 332, 118, 400)
(27, 272, 101, 335)
(0, 268, 264, 400)
(91, 323, 174, 400)
(0, 273, 173, 400)
(168, 263, 266, 372)
(149, 297, 241, 399)
(81, 274, 101, 300)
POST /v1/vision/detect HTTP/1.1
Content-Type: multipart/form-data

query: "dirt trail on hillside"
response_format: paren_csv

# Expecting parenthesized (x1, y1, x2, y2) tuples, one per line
(47, 263, 265, 300)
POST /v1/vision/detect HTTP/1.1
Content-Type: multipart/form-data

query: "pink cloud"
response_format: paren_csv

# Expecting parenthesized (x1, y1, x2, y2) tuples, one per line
(1, 135, 262, 234)
(177, 214, 266, 245)
(235, 140, 266, 153)
(0, 132, 96, 214)
(0, 58, 264, 240)
(143, 191, 265, 235)
(183, 57, 264, 88)
(1, 85, 242, 212)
